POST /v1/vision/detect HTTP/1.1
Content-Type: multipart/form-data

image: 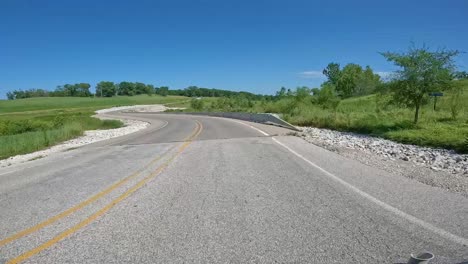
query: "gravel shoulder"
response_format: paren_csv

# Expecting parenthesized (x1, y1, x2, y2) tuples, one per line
(298, 127, 468, 197)
(0, 105, 169, 168)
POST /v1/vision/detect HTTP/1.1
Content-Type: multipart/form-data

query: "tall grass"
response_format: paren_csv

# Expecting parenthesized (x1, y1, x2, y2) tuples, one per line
(186, 80, 468, 153)
(0, 122, 81, 159)
(0, 113, 123, 159)
(0, 95, 189, 159)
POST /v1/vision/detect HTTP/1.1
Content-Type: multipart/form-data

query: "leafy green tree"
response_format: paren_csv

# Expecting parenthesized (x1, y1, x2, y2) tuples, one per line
(76, 83, 92, 97)
(165, 86, 266, 99)
(64, 84, 78, 96)
(96, 81, 116, 97)
(134, 82, 147, 95)
(158, 86, 169, 96)
(354, 66, 381, 96)
(276, 87, 287, 98)
(323, 62, 341, 86)
(186, 86, 200, 97)
(336, 64, 363, 98)
(118, 82, 136, 96)
(316, 83, 340, 110)
(294, 86, 310, 102)
(146, 84, 155, 96)
(381, 46, 459, 123)
(7, 89, 49, 99)
(6, 91, 15, 100)
(310, 87, 320, 96)
(455, 71, 468, 79)
(10, 90, 26, 99)
(55, 83, 91, 97)
(55, 84, 74, 96)
(322, 63, 381, 97)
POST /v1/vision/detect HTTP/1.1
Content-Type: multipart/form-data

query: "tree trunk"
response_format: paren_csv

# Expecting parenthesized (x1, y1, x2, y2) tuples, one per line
(414, 103, 420, 124)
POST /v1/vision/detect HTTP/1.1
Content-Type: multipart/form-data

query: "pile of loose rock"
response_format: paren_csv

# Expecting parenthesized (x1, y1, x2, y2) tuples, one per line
(95, 104, 167, 113)
(299, 127, 468, 175)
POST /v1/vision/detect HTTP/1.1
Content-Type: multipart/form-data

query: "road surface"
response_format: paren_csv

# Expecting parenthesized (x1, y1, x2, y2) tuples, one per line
(0, 113, 467, 263)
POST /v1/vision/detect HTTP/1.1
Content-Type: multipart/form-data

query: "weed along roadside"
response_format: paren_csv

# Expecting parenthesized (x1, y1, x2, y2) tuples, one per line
(0, 94, 189, 160)
(0, 113, 124, 159)
(179, 78, 468, 155)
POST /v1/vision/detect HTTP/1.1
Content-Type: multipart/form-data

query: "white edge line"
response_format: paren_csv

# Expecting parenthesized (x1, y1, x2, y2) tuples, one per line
(169, 114, 270, 136)
(233, 121, 468, 246)
(229, 119, 270, 136)
(271, 137, 468, 246)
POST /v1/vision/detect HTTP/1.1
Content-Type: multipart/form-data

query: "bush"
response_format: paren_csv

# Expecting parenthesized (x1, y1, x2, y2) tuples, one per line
(0, 120, 52, 136)
(316, 83, 341, 111)
(0, 122, 84, 159)
(99, 119, 124, 129)
(190, 98, 204, 110)
(449, 85, 464, 120)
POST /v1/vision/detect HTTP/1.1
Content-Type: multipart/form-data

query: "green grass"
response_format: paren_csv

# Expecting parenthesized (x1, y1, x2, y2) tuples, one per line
(0, 95, 188, 159)
(3, 82, 467, 156)
(0, 114, 124, 159)
(284, 92, 468, 152)
(289, 81, 468, 152)
(186, 80, 468, 153)
(0, 95, 187, 114)
(1, 122, 83, 159)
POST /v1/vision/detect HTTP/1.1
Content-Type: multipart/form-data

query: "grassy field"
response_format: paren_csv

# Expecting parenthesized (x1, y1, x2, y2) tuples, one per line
(183, 80, 468, 153)
(2, 81, 467, 159)
(0, 95, 187, 114)
(0, 95, 188, 159)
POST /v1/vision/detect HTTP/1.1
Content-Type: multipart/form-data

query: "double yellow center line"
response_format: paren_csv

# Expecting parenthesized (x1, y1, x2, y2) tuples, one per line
(3, 120, 203, 264)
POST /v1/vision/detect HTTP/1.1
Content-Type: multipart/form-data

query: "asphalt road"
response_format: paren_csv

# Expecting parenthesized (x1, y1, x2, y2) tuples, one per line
(0, 113, 467, 263)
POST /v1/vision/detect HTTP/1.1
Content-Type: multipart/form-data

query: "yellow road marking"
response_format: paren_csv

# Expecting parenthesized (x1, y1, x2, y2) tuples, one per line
(0, 120, 201, 248)
(8, 120, 202, 264)
(103, 120, 169, 147)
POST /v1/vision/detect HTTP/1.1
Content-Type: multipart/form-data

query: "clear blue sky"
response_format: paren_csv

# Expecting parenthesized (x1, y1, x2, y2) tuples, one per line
(1, 0, 467, 97)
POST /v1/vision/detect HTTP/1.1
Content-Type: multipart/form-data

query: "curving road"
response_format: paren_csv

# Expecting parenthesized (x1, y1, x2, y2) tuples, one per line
(0, 113, 467, 263)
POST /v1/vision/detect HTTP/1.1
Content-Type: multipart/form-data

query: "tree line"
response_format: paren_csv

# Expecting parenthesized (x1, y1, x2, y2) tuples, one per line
(6, 82, 268, 100)
(94, 82, 268, 99)
(6, 83, 92, 100)
(168, 86, 269, 100)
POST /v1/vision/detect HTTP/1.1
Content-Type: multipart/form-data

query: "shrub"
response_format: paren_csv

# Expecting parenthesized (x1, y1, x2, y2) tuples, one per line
(0, 122, 84, 159)
(190, 98, 204, 110)
(0, 120, 52, 136)
(449, 85, 464, 120)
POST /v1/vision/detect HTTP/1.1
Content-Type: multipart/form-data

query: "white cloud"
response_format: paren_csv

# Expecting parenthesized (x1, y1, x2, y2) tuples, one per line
(298, 70, 325, 79)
